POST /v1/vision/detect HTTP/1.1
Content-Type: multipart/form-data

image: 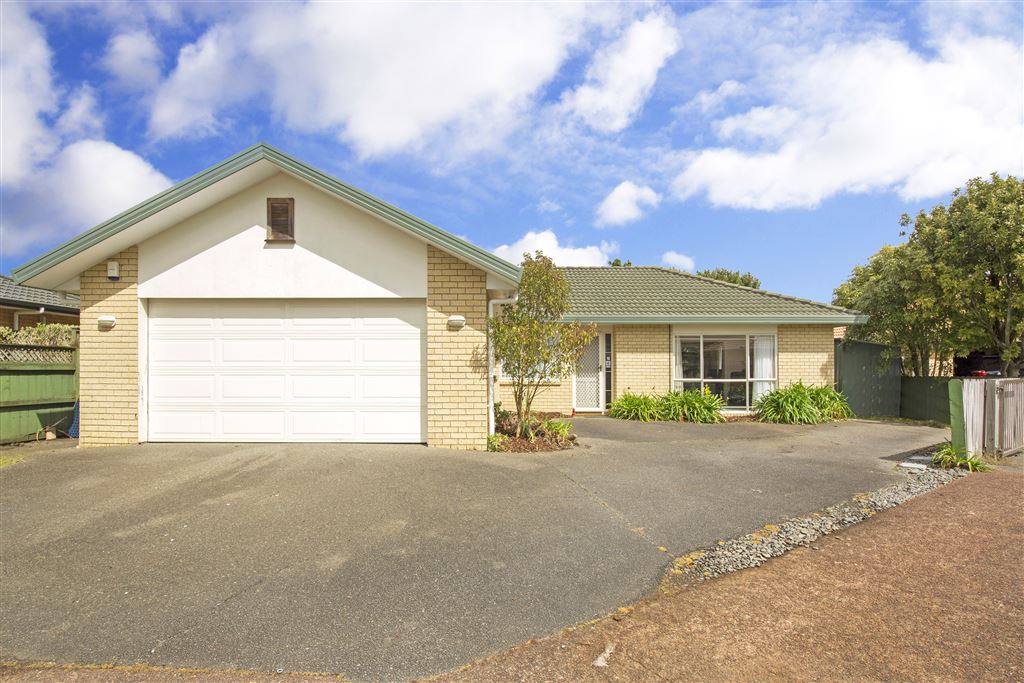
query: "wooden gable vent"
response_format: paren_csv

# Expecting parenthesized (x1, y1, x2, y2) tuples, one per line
(266, 198, 295, 241)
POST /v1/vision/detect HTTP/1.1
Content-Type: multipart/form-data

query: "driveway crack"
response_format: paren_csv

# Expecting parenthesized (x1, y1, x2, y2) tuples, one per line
(545, 464, 666, 553)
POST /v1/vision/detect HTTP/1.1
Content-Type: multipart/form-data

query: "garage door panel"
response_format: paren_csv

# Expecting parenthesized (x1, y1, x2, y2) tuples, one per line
(148, 299, 425, 442)
(361, 374, 421, 400)
(292, 339, 355, 364)
(148, 411, 215, 439)
(221, 411, 287, 437)
(149, 375, 215, 400)
(221, 339, 285, 364)
(362, 338, 421, 364)
(291, 411, 357, 437)
(221, 375, 286, 400)
(292, 374, 356, 400)
(362, 410, 421, 438)
(151, 339, 215, 364)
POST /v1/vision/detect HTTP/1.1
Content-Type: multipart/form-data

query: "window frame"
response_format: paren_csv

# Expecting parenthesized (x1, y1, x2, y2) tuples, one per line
(266, 197, 295, 242)
(671, 332, 777, 410)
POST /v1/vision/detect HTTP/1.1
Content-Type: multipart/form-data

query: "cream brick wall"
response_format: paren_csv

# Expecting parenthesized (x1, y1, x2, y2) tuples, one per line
(612, 325, 671, 397)
(426, 246, 489, 449)
(79, 247, 139, 446)
(495, 379, 573, 415)
(777, 324, 835, 387)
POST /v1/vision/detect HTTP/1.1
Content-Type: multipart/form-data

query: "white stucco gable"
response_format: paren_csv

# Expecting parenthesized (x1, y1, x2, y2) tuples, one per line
(138, 172, 427, 298)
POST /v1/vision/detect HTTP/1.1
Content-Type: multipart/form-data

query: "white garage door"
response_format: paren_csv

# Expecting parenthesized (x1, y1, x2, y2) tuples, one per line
(147, 300, 425, 442)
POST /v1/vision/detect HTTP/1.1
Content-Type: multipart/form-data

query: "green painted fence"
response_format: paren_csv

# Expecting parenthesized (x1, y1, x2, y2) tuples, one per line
(899, 377, 951, 424)
(0, 344, 78, 443)
(834, 339, 901, 417)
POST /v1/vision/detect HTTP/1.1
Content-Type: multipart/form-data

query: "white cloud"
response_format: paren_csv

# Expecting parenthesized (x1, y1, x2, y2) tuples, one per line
(674, 35, 1024, 209)
(0, 2, 57, 185)
(661, 250, 695, 271)
(55, 85, 105, 139)
(537, 198, 561, 213)
(103, 30, 163, 90)
(677, 80, 744, 115)
(3, 140, 171, 258)
(150, 4, 614, 158)
(565, 10, 680, 133)
(596, 181, 660, 226)
(492, 229, 617, 267)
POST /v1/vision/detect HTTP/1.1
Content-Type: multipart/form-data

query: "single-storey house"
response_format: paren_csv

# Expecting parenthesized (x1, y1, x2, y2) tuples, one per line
(13, 144, 864, 450)
(0, 275, 80, 329)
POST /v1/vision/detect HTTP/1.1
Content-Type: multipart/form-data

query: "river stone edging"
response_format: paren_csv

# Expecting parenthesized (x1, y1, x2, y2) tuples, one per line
(666, 467, 968, 585)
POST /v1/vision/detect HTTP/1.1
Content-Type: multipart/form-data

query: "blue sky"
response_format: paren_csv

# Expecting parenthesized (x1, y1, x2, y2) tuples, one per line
(1, 1, 1021, 303)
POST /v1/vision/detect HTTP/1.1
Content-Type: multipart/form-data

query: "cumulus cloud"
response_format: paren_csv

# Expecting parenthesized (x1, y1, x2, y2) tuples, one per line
(492, 229, 617, 267)
(103, 30, 163, 89)
(673, 35, 1024, 209)
(55, 86, 105, 139)
(565, 10, 680, 132)
(149, 3, 613, 157)
(3, 140, 171, 258)
(676, 79, 744, 115)
(0, 2, 57, 185)
(661, 250, 695, 271)
(596, 181, 660, 226)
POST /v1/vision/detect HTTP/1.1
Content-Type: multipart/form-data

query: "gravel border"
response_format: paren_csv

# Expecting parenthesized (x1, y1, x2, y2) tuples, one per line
(666, 467, 968, 584)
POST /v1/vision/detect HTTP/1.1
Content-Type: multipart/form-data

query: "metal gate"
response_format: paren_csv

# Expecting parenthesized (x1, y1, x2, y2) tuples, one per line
(955, 378, 1024, 456)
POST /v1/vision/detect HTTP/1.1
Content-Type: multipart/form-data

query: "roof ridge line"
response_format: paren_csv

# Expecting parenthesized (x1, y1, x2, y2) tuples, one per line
(649, 266, 858, 315)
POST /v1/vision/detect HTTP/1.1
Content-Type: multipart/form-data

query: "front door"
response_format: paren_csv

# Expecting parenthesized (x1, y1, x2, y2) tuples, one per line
(574, 334, 603, 411)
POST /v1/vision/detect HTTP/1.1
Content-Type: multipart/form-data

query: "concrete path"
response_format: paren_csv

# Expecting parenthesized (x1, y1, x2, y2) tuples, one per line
(0, 419, 947, 681)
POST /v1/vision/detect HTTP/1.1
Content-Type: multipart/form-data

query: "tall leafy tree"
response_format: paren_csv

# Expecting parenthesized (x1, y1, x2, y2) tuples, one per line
(490, 252, 597, 436)
(833, 243, 952, 376)
(696, 268, 762, 289)
(905, 174, 1024, 376)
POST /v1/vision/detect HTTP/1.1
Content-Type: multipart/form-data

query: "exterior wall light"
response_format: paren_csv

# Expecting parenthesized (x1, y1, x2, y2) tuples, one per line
(447, 314, 466, 330)
(107, 261, 120, 281)
(97, 315, 116, 330)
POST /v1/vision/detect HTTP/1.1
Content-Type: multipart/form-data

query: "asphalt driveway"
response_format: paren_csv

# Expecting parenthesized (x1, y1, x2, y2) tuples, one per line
(0, 419, 947, 681)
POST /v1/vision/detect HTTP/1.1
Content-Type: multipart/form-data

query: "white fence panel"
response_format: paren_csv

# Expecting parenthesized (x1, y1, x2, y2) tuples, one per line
(994, 379, 1024, 456)
(962, 379, 987, 456)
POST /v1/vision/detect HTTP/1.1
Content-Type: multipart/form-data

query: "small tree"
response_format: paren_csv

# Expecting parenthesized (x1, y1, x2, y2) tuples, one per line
(696, 268, 762, 289)
(490, 252, 597, 437)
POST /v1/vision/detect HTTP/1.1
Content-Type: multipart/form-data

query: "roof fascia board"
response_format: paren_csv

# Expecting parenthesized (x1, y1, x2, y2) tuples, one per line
(562, 315, 869, 324)
(12, 144, 267, 284)
(13, 143, 521, 285)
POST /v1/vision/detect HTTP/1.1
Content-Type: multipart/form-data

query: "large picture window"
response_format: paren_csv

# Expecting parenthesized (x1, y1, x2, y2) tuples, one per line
(672, 334, 776, 409)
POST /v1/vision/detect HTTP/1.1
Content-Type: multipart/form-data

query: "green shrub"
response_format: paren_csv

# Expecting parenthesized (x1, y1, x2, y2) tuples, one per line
(808, 385, 854, 420)
(931, 442, 991, 472)
(0, 323, 78, 347)
(487, 433, 508, 452)
(493, 402, 516, 436)
(608, 392, 661, 421)
(754, 383, 822, 424)
(540, 418, 573, 447)
(658, 389, 725, 423)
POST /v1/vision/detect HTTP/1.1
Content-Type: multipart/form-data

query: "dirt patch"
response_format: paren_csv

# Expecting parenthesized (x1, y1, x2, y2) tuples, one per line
(499, 435, 577, 453)
(432, 471, 1024, 682)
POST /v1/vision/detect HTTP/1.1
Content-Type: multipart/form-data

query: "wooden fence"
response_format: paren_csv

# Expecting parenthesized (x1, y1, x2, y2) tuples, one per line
(0, 343, 78, 443)
(951, 378, 1024, 457)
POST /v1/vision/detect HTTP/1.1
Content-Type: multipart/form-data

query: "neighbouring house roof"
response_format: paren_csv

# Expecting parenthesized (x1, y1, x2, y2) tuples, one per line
(0, 275, 80, 314)
(12, 143, 520, 288)
(560, 267, 866, 324)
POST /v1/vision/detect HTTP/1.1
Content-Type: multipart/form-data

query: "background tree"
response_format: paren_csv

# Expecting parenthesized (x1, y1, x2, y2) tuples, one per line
(905, 174, 1023, 376)
(833, 243, 952, 376)
(835, 173, 1022, 376)
(607, 258, 633, 266)
(696, 268, 762, 289)
(490, 252, 597, 436)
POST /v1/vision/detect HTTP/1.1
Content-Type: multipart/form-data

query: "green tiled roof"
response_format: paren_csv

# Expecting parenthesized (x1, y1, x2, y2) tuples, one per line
(560, 267, 865, 324)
